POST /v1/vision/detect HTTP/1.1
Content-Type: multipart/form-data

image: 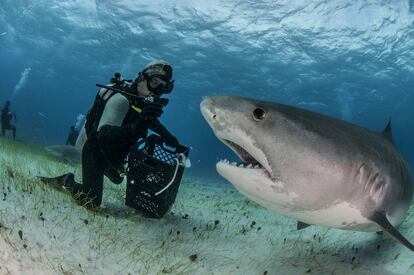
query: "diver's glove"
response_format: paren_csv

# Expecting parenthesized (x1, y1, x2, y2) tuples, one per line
(128, 104, 164, 138)
(141, 103, 164, 120)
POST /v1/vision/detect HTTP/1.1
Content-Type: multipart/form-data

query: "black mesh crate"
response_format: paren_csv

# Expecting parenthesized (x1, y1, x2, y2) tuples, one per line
(125, 134, 189, 218)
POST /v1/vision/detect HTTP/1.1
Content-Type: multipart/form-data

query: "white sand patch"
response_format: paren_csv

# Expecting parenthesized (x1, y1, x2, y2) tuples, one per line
(0, 137, 413, 274)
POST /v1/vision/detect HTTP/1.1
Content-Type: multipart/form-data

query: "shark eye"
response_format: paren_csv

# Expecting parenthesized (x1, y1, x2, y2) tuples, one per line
(253, 108, 266, 121)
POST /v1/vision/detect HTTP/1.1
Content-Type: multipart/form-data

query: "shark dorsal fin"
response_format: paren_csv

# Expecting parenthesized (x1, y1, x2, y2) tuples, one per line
(297, 221, 311, 230)
(381, 118, 393, 144)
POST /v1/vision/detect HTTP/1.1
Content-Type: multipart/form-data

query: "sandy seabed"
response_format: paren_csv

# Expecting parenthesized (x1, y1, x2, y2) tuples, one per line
(0, 137, 413, 275)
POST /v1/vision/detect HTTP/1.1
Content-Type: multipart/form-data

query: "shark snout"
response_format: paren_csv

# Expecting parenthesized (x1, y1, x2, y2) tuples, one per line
(200, 97, 218, 124)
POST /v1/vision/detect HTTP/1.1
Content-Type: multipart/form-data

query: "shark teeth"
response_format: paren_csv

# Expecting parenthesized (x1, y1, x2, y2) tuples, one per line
(219, 159, 262, 169)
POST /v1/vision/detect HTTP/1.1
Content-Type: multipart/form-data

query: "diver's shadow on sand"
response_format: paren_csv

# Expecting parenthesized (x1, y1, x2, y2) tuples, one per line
(90, 202, 186, 223)
(90, 203, 206, 234)
(90, 203, 151, 221)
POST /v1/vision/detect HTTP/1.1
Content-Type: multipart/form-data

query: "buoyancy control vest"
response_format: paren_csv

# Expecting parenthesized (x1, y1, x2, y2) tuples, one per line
(84, 88, 148, 140)
(84, 88, 118, 139)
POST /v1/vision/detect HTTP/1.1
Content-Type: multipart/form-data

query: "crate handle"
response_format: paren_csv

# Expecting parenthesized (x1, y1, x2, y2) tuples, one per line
(154, 156, 181, 196)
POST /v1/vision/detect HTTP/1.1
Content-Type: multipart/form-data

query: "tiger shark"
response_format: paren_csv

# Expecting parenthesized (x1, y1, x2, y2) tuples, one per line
(44, 126, 86, 165)
(200, 96, 414, 251)
(44, 145, 80, 165)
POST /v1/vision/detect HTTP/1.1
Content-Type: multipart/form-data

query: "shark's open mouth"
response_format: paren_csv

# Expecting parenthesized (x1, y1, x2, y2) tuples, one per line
(224, 140, 261, 166)
(218, 139, 271, 178)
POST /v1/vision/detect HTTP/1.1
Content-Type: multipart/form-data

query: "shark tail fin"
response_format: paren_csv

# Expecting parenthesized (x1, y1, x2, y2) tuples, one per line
(369, 211, 414, 252)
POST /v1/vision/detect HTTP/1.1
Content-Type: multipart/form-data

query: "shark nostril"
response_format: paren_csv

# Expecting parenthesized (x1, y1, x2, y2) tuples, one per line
(212, 114, 217, 119)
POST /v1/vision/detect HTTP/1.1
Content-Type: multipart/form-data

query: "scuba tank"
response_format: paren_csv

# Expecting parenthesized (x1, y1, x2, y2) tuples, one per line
(84, 87, 118, 139)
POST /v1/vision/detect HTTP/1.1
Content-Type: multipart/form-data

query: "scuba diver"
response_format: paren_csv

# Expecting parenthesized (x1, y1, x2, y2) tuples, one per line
(1, 101, 17, 140)
(47, 60, 179, 208)
(66, 125, 79, 146)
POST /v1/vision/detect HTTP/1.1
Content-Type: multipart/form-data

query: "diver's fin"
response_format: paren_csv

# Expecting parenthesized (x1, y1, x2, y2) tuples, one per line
(369, 211, 414, 252)
(381, 118, 393, 144)
(38, 174, 66, 184)
(297, 221, 311, 230)
(38, 173, 74, 192)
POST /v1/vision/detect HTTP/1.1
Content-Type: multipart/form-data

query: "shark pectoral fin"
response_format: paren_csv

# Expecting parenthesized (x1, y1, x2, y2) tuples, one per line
(369, 211, 414, 252)
(297, 221, 311, 230)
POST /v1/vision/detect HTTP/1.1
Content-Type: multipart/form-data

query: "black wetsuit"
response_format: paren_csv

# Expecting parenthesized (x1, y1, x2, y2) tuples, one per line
(64, 89, 177, 208)
(1, 106, 16, 139)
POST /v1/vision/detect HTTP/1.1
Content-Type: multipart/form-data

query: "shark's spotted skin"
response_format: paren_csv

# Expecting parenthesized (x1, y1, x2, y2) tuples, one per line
(201, 96, 414, 251)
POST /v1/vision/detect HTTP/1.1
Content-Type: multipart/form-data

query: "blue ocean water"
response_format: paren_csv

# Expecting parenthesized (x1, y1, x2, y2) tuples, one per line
(0, 0, 413, 180)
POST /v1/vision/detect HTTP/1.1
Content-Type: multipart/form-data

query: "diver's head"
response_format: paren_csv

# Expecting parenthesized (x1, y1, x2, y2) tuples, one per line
(135, 60, 174, 97)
